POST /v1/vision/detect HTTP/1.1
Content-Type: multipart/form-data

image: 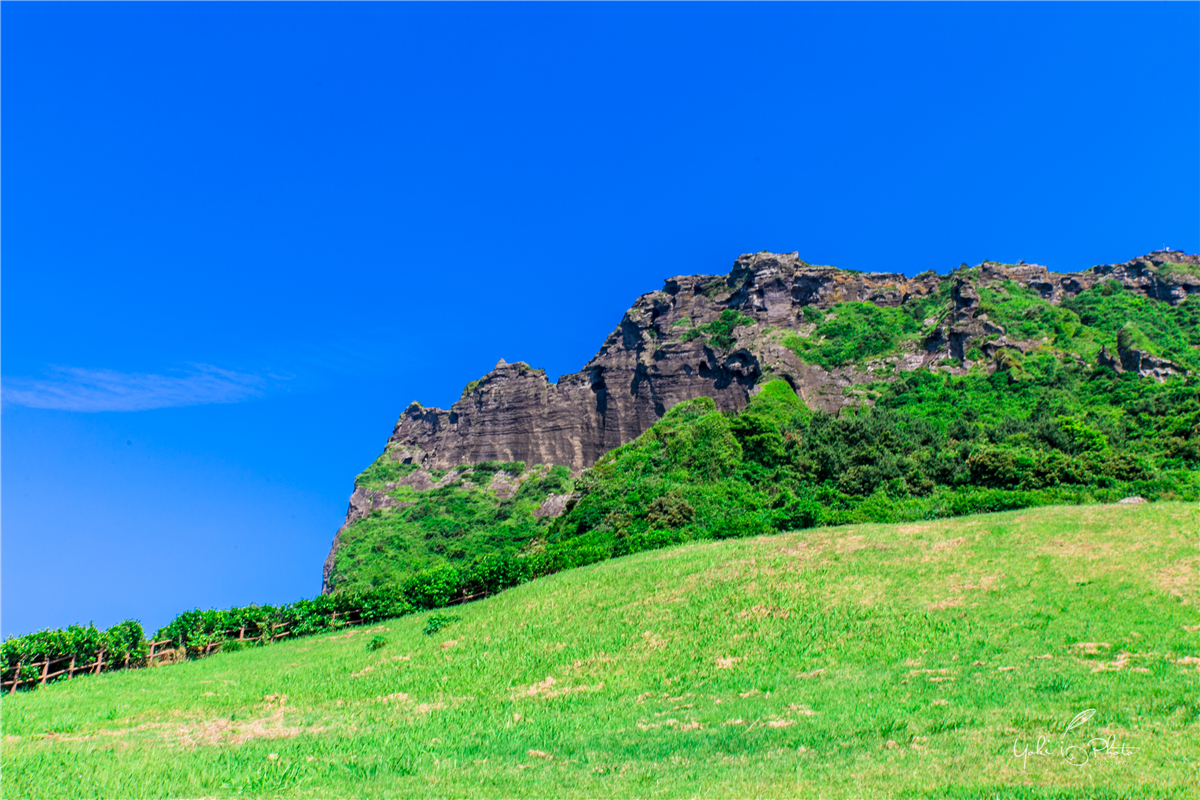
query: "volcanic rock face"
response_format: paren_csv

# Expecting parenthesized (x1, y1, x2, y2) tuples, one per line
(385, 256, 929, 474)
(384, 250, 1198, 475)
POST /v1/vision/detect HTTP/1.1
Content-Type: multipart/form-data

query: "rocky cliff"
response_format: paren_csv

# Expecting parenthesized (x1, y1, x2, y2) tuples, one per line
(322, 249, 1198, 591)
(384, 249, 1198, 473)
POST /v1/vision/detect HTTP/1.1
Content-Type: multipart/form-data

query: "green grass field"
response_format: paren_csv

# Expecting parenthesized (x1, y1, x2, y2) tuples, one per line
(3, 503, 1198, 799)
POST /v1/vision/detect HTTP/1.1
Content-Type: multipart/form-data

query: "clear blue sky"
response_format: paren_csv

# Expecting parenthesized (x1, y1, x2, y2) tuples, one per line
(3, 3, 1197, 638)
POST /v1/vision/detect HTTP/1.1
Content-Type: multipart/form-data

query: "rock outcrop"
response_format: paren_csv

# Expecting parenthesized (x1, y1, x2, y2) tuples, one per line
(1099, 343, 1185, 380)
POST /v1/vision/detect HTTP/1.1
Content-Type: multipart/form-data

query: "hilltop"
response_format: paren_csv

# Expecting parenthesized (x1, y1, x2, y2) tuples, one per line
(4, 503, 1197, 798)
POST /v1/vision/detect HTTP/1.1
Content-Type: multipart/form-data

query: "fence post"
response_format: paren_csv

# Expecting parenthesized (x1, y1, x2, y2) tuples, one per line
(68, 655, 76, 680)
(39, 658, 50, 686)
(94, 649, 105, 675)
(9, 661, 21, 694)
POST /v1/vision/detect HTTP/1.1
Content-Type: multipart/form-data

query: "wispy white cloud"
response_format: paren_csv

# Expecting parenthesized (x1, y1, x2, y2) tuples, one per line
(2, 365, 267, 412)
(2, 332, 420, 413)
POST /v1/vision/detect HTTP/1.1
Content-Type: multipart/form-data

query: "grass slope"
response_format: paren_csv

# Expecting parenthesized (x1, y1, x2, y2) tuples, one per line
(3, 504, 1198, 799)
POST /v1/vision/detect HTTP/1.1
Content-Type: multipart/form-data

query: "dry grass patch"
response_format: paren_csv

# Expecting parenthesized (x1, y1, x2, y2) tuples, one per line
(931, 536, 966, 552)
(826, 575, 885, 607)
(735, 605, 790, 620)
(514, 676, 603, 700)
(169, 710, 323, 748)
(1156, 557, 1197, 602)
(948, 574, 1000, 592)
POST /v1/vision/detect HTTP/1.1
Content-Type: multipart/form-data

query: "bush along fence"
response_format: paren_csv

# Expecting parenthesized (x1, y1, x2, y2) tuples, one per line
(0, 566, 520, 695)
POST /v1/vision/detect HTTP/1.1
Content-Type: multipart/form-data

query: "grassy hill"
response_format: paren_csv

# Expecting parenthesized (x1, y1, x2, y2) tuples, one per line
(4, 503, 1198, 798)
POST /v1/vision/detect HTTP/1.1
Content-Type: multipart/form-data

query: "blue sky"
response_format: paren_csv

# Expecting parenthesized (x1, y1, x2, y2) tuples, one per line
(3, 3, 1197, 638)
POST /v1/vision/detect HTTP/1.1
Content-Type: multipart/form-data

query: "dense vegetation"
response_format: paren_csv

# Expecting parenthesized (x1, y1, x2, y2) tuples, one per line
(782, 300, 932, 368)
(5, 504, 1197, 798)
(326, 462, 574, 593)
(327, 367, 1198, 597)
(548, 372, 1198, 555)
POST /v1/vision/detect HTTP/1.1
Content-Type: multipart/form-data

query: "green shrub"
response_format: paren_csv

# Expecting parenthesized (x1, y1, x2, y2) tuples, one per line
(783, 302, 919, 369)
(967, 449, 1018, 488)
(1117, 323, 1155, 355)
(423, 615, 460, 636)
(644, 492, 695, 529)
(355, 454, 419, 491)
(680, 309, 755, 350)
(1, 620, 149, 683)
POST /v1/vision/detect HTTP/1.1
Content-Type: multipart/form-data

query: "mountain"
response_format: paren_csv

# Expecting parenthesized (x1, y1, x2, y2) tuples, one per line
(323, 250, 1200, 593)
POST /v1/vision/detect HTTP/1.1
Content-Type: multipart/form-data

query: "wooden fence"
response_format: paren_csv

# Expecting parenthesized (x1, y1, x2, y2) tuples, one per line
(2, 614, 341, 694)
(1, 590, 488, 695)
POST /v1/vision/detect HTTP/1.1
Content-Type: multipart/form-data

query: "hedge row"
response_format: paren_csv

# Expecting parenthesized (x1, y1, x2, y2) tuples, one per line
(0, 553, 583, 692)
(0, 621, 148, 686)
